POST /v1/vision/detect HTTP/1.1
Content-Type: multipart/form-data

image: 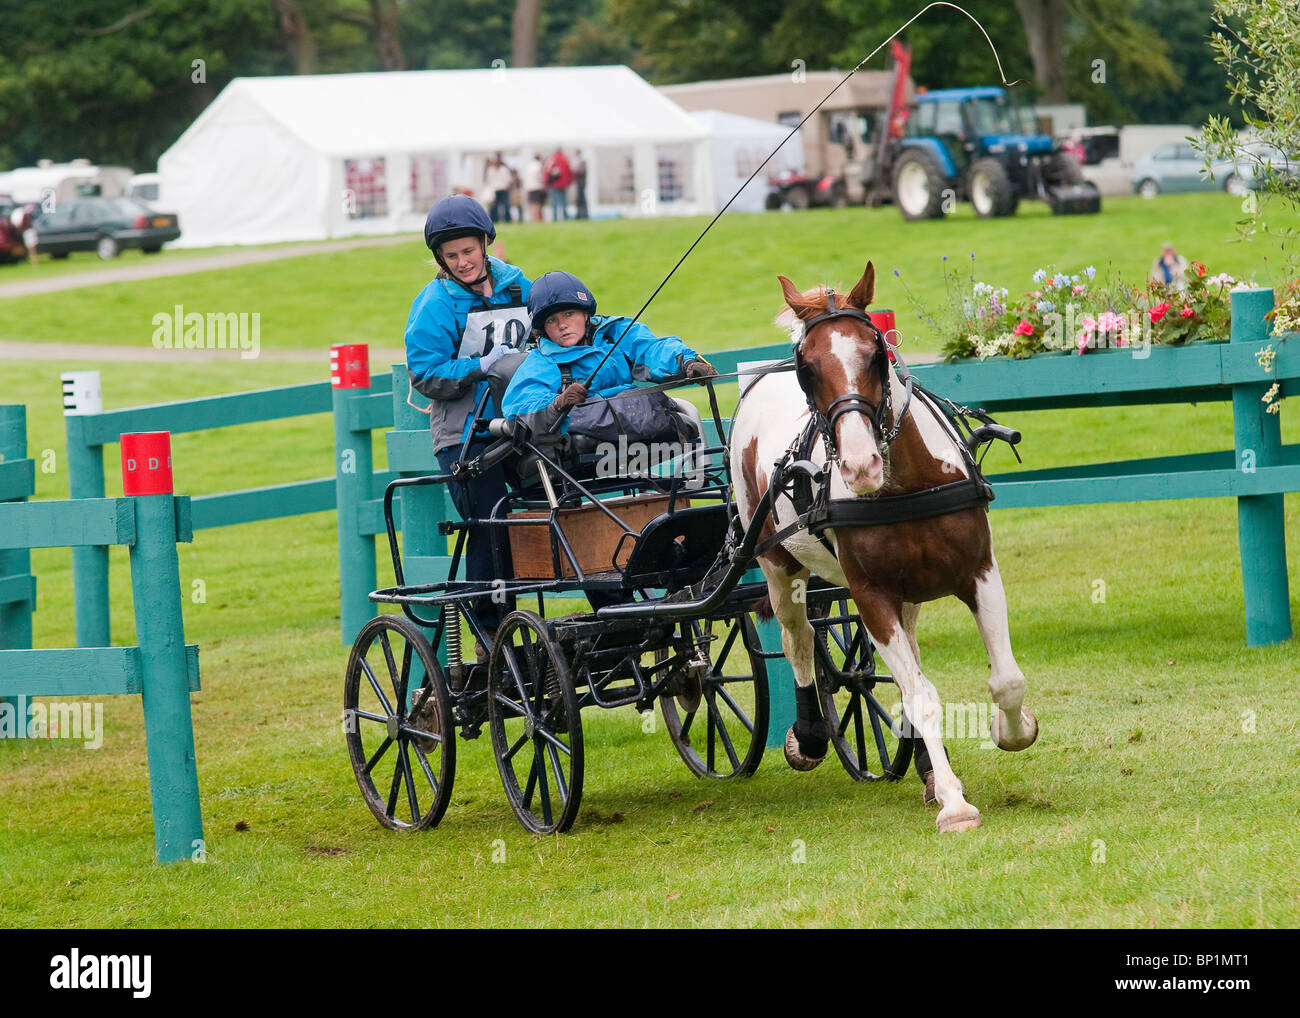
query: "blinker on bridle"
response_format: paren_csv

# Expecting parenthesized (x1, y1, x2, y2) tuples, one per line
(794, 289, 908, 462)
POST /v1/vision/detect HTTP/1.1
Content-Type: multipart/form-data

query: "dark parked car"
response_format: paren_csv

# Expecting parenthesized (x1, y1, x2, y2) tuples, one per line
(34, 196, 180, 259)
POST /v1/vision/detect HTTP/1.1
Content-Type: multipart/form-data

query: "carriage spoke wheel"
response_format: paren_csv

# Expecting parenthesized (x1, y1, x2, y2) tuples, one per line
(488, 611, 583, 834)
(344, 614, 455, 830)
(659, 613, 769, 779)
(813, 600, 912, 782)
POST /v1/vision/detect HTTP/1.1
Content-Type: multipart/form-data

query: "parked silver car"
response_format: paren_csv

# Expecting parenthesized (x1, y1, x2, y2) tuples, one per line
(1132, 140, 1297, 198)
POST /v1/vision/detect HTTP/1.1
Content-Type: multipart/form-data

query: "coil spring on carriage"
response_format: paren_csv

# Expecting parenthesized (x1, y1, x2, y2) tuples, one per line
(444, 604, 461, 668)
(545, 659, 561, 702)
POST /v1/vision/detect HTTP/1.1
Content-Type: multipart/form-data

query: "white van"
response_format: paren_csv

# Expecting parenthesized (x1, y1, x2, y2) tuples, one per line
(126, 172, 161, 204)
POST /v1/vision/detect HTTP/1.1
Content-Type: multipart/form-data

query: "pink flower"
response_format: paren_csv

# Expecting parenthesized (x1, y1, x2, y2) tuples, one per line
(1076, 332, 1090, 354)
(1080, 315, 1097, 333)
(1098, 311, 1124, 333)
(1013, 320, 1034, 336)
(1034, 290, 1043, 298)
(1072, 284, 1085, 295)
(1180, 306, 1194, 318)
(1150, 302, 1171, 323)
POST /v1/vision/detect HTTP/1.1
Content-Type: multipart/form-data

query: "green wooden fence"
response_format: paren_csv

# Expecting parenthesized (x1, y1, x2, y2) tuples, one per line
(905, 286, 1296, 647)
(0, 423, 204, 863)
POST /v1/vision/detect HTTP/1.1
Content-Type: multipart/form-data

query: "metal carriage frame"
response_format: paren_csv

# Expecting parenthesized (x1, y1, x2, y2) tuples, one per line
(342, 379, 916, 834)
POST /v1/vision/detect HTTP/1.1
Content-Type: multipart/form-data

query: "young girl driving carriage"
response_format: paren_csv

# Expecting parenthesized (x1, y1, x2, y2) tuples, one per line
(501, 270, 716, 432)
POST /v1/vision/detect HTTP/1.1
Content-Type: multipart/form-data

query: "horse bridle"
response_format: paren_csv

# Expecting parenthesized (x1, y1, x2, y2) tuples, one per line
(793, 290, 911, 461)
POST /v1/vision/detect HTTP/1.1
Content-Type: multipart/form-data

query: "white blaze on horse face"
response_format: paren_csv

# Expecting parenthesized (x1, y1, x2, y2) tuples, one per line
(827, 330, 884, 493)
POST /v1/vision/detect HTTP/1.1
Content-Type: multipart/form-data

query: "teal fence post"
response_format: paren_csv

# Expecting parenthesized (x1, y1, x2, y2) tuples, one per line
(0, 405, 36, 733)
(63, 371, 111, 647)
(332, 345, 377, 645)
(390, 365, 452, 589)
(1230, 288, 1292, 646)
(121, 432, 205, 863)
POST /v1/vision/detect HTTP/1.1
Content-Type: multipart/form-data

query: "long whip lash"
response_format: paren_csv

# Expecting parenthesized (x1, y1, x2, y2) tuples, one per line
(570, 1, 1022, 400)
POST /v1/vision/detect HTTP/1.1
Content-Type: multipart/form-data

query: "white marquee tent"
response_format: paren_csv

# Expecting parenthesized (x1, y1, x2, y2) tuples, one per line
(689, 110, 803, 213)
(158, 66, 714, 247)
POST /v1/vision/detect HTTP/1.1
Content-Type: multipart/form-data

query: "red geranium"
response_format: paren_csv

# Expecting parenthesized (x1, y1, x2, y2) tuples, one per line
(1013, 320, 1034, 336)
(1149, 302, 1171, 323)
(1191, 261, 1206, 277)
(1180, 306, 1194, 318)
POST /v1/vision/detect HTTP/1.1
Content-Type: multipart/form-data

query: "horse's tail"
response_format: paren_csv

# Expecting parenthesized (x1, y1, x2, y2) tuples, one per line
(752, 593, 774, 621)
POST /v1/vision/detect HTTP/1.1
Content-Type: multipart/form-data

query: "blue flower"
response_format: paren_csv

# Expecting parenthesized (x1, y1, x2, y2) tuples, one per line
(893, 268, 900, 276)
(1084, 265, 1097, 279)
(1033, 268, 1047, 284)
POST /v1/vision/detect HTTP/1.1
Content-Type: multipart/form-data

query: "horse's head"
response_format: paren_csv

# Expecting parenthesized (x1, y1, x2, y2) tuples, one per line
(777, 262, 890, 495)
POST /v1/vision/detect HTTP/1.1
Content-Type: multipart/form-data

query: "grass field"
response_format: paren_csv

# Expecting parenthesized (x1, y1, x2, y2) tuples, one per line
(2, 194, 1298, 928)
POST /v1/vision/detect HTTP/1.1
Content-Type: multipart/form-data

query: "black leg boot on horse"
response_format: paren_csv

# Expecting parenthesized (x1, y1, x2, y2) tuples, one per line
(784, 682, 830, 771)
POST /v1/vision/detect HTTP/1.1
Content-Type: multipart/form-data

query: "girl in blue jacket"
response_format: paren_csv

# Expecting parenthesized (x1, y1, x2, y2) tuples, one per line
(404, 195, 532, 647)
(502, 270, 715, 437)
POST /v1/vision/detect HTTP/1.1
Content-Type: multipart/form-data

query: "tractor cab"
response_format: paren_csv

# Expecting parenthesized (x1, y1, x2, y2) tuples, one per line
(891, 86, 1099, 220)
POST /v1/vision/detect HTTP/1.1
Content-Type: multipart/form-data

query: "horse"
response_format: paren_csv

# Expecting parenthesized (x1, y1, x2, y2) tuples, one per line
(730, 261, 1038, 833)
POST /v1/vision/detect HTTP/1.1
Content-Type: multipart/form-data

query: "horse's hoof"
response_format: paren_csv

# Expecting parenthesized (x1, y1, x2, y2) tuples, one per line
(921, 769, 938, 806)
(936, 804, 982, 834)
(991, 707, 1039, 752)
(784, 727, 825, 772)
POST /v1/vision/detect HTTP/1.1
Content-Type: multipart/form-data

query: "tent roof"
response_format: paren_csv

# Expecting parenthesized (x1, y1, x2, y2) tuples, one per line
(179, 66, 707, 156)
(689, 109, 795, 140)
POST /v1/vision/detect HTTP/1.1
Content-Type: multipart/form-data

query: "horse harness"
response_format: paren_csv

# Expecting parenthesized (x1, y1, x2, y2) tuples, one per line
(754, 293, 1007, 558)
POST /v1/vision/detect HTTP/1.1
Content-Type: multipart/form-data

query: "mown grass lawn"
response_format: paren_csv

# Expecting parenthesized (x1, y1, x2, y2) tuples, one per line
(1, 195, 1298, 928)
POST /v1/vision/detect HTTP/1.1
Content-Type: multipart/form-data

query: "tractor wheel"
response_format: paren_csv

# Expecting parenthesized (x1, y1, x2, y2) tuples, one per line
(891, 148, 947, 221)
(968, 158, 1017, 218)
(1046, 150, 1085, 185)
(786, 186, 811, 210)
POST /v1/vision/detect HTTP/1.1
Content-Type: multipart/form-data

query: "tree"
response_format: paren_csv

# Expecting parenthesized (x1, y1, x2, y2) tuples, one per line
(1202, 0, 1300, 247)
(513, 0, 543, 67)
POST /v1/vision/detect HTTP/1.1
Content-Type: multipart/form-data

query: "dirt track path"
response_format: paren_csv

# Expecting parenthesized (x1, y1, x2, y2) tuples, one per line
(0, 234, 412, 300)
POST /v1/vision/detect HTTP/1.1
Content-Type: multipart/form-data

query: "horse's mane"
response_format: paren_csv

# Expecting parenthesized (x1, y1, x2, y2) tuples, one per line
(774, 284, 839, 346)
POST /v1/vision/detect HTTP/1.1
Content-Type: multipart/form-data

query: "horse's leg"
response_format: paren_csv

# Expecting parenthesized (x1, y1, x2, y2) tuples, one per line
(758, 560, 828, 771)
(857, 590, 981, 832)
(900, 601, 938, 806)
(966, 555, 1039, 752)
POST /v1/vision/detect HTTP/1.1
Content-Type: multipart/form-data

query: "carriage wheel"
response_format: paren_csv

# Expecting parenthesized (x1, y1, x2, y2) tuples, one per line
(488, 610, 584, 834)
(344, 614, 455, 830)
(659, 612, 769, 779)
(813, 600, 912, 782)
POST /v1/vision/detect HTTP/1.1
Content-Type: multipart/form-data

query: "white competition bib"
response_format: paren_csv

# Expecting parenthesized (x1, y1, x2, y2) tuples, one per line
(459, 304, 531, 360)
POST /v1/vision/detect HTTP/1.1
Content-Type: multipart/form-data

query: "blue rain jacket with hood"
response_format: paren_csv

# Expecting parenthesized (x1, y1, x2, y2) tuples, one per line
(404, 255, 532, 451)
(502, 315, 698, 436)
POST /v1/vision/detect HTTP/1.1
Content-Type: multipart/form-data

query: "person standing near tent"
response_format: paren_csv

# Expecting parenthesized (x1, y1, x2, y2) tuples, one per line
(484, 153, 513, 223)
(543, 148, 573, 221)
(404, 194, 532, 654)
(523, 154, 545, 223)
(572, 149, 588, 219)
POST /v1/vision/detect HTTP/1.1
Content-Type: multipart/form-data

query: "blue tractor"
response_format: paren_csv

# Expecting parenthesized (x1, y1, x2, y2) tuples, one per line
(883, 87, 1101, 219)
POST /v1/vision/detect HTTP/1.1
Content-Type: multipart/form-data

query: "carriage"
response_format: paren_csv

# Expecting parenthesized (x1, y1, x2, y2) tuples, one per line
(341, 371, 920, 834)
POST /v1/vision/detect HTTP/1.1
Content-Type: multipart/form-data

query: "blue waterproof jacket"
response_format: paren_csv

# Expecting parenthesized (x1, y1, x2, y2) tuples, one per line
(405, 256, 532, 451)
(502, 315, 698, 435)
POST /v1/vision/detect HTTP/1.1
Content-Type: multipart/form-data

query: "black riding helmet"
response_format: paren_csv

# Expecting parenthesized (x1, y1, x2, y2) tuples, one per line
(424, 195, 496, 286)
(528, 270, 598, 342)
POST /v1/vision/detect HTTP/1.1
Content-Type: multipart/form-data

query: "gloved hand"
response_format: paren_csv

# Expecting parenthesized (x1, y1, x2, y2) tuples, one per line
(479, 341, 512, 373)
(683, 356, 717, 380)
(551, 381, 588, 410)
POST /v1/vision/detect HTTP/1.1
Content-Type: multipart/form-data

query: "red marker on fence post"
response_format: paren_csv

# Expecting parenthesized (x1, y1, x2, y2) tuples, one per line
(869, 309, 900, 363)
(120, 431, 205, 862)
(331, 344, 377, 645)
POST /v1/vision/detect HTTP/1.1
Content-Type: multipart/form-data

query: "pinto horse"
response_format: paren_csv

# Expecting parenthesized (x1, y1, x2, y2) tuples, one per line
(730, 262, 1038, 833)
